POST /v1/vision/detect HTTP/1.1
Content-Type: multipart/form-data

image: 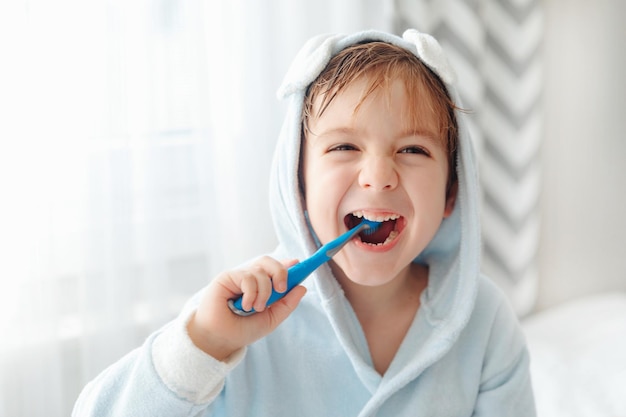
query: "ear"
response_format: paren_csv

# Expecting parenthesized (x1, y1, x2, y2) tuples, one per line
(443, 181, 458, 218)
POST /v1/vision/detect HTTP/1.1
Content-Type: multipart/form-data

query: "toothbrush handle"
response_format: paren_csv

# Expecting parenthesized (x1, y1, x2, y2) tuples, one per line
(228, 253, 328, 316)
(227, 222, 366, 316)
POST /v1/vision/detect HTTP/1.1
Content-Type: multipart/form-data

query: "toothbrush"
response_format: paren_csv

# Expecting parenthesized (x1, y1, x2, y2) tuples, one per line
(228, 218, 381, 316)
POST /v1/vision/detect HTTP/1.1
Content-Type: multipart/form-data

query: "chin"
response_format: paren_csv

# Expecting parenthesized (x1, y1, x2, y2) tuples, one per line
(333, 262, 397, 287)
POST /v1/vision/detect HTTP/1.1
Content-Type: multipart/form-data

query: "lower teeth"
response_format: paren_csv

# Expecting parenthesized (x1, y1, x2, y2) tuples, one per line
(364, 230, 398, 246)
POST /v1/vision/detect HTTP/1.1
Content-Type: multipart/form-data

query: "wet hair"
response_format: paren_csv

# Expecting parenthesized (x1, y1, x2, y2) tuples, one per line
(302, 41, 459, 193)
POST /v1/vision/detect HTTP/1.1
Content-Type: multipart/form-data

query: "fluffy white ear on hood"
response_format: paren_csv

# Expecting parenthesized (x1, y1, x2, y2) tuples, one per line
(277, 33, 345, 99)
(402, 29, 456, 85)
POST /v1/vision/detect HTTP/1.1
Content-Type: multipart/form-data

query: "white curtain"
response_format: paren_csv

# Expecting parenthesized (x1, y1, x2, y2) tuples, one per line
(0, 1, 393, 416)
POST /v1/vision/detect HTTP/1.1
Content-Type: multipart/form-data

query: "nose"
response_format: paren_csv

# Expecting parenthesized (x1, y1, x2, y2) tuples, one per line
(358, 156, 398, 191)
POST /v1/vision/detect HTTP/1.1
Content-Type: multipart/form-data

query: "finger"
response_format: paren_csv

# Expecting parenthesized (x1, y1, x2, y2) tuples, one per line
(239, 273, 259, 312)
(281, 259, 299, 268)
(254, 255, 285, 270)
(273, 259, 298, 294)
(253, 256, 293, 295)
(249, 266, 274, 312)
(224, 257, 291, 312)
(265, 285, 307, 328)
(271, 263, 290, 294)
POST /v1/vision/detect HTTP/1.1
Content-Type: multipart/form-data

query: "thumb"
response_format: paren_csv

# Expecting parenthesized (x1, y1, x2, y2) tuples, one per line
(265, 285, 307, 329)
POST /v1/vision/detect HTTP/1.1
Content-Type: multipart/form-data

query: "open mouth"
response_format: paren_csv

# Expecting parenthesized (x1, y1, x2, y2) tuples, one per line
(345, 211, 401, 246)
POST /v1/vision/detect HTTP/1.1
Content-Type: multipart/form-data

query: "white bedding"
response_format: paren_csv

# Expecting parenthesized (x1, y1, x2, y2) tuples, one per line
(522, 293, 626, 417)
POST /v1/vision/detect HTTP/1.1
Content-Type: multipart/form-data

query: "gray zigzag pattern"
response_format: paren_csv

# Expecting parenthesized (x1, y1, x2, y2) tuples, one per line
(485, 32, 541, 76)
(394, 0, 542, 307)
(484, 86, 540, 129)
(483, 137, 539, 181)
(483, 188, 539, 232)
(487, 0, 540, 24)
(432, 23, 481, 67)
(483, 240, 537, 277)
(481, 0, 542, 290)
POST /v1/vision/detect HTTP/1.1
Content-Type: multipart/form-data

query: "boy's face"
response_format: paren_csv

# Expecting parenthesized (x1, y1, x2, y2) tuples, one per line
(301, 77, 457, 286)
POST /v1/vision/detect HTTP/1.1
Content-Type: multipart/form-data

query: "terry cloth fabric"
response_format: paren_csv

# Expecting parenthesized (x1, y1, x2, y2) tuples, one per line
(73, 29, 535, 417)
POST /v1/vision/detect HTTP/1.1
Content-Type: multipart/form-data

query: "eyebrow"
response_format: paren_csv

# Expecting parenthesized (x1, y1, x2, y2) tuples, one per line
(315, 126, 441, 144)
(314, 126, 356, 138)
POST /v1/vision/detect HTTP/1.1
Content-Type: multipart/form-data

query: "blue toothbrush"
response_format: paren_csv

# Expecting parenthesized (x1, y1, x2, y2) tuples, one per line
(228, 218, 381, 316)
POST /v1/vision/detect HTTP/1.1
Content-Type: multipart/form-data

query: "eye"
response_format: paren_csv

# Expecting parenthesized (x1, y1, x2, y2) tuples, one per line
(329, 143, 358, 152)
(399, 146, 430, 156)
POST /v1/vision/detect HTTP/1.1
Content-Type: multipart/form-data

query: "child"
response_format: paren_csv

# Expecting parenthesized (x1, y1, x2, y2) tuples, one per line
(73, 29, 535, 416)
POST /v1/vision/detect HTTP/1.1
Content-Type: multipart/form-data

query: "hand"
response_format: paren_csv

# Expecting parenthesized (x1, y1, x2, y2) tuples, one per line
(187, 256, 307, 361)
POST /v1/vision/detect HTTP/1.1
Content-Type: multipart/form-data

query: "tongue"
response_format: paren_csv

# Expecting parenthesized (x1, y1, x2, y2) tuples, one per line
(359, 220, 395, 244)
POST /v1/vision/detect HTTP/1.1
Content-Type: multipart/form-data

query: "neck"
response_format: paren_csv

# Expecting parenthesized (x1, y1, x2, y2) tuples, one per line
(331, 262, 429, 375)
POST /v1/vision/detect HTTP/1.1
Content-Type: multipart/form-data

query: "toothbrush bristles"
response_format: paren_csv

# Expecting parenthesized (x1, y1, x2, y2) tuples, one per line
(361, 219, 382, 235)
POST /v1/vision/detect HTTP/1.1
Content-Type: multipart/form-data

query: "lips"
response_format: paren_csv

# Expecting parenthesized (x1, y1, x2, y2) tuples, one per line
(345, 211, 402, 246)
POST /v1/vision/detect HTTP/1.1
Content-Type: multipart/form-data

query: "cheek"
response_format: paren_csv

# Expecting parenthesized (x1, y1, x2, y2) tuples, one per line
(303, 152, 347, 199)
(301, 155, 353, 237)
(304, 166, 340, 211)
(301, 150, 330, 220)
(405, 170, 449, 211)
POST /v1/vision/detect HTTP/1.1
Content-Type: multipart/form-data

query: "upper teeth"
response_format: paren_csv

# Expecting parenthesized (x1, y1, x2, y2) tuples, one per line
(352, 210, 400, 222)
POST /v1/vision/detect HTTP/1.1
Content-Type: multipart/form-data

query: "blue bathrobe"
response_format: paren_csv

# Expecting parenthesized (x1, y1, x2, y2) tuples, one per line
(73, 29, 535, 417)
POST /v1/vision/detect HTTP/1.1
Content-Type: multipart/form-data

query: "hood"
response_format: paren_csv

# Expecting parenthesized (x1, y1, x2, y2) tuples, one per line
(267, 29, 481, 403)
